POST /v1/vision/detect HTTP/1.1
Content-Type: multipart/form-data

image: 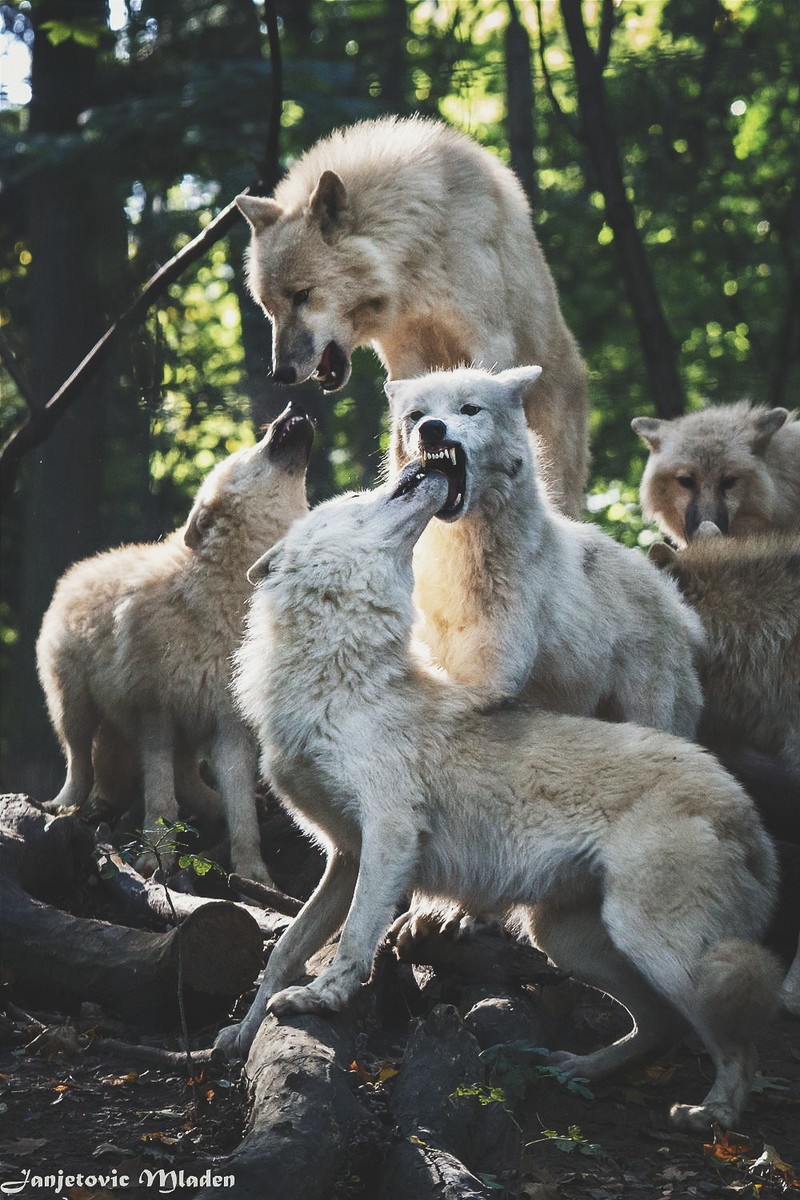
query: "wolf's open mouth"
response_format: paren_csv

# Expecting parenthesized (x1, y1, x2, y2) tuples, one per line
(419, 441, 467, 519)
(313, 341, 349, 392)
(267, 406, 315, 464)
(391, 461, 448, 500)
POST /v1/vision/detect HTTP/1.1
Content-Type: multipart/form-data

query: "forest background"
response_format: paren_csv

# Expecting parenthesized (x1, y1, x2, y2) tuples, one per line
(1, 0, 798, 797)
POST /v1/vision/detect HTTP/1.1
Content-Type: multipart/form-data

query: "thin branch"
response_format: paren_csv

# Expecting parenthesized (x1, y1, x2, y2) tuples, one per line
(0, 331, 41, 415)
(0, 0, 283, 503)
(534, 0, 580, 143)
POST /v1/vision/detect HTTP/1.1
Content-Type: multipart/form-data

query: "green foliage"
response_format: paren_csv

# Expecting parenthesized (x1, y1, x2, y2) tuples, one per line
(530, 1125, 603, 1157)
(121, 818, 223, 880)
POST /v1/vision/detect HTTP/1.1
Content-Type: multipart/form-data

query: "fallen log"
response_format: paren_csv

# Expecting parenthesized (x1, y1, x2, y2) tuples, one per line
(395, 927, 567, 987)
(94, 840, 292, 941)
(1, 797, 264, 1025)
(196, 1012, 370, 1200)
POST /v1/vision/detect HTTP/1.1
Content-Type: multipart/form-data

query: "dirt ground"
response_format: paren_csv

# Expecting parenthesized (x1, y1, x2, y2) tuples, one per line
(2, 796, 799, 1200)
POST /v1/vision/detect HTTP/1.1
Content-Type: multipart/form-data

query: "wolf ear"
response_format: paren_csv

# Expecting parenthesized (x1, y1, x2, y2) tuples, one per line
(236, 194, 283, 233)
(496, 365, 543, 404)
(184, 502, 216, 550)
(750, 407, 788, 454)
(648, 541, 678, 571)
(631, 417, 663, 451)
(307, 171, 348, 240)
(247, 541, 285, 585)
(384, 379, 411, 408)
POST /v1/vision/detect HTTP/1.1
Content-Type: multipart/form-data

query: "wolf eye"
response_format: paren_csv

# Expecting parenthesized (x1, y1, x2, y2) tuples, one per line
(460, 404, 481, 416)
(406, 410, 423, 423)
(721, 475, 738, 490)
(677, 475, 695, 490)
(292, 288, 310, 307)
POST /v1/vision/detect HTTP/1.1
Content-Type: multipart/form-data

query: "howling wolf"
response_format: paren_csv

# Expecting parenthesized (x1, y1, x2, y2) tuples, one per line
(216, 469, 780, 1134)
(235, 116, 589, 516)
(37, 406, 313, 880)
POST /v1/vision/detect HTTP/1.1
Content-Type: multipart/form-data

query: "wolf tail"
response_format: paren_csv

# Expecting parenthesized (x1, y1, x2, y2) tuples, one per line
(696, 939, 782, 1042)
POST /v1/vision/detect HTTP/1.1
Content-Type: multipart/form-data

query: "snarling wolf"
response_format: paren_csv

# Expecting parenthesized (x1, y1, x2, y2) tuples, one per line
(216, 468, 779, 1133)
(633, 401, 800, 547)
(37, 406, 313, 880)
(235, 115, 589, 516)
(388, 366, 704, 738)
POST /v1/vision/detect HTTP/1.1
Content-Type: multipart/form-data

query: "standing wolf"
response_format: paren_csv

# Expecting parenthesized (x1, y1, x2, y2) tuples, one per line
(37, 406, 313, 881)
(216, 470, 779, 1133)
(633, 401, 800, 546)
(387, 366, 704, 737)
(235, 116, 589, 516)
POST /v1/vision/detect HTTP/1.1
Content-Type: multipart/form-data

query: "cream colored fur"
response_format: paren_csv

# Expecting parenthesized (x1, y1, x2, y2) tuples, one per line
(216, 474, 780, 1133)
(236, 115, 589, 517)
(36, 410, 312, 880)
(633, 402, 800, 547)
(650, 529, 800, 1016)
(387, 366, 704, 738)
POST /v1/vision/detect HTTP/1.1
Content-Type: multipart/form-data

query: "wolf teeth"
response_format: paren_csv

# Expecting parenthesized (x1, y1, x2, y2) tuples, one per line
(421, 448, 458, 465)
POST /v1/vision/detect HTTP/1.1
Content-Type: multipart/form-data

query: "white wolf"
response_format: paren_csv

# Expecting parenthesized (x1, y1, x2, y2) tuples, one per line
(216, 470, 780, 1133)
(36, 406, 313, 881)
(387, 366, 704, 738)
(235, 115, 589, 517)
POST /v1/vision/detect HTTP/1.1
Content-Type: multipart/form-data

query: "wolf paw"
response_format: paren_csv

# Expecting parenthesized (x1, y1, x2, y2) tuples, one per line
(268, 979, 350, 1017)
(214, 1013, 265, 1062)
(542, 1050, 591, 1081)
(669, 1102, 731, 1133)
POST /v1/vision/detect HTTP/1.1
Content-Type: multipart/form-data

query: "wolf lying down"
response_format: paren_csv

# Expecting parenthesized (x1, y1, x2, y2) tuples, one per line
(217, 468, 781, 1132)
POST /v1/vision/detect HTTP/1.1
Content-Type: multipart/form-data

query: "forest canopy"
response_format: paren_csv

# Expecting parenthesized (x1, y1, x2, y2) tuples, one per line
(1, 0, 798, 788)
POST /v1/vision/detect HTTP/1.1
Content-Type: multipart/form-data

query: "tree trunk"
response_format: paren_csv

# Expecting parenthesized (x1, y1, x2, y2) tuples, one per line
(505, 1, 536, 202)
(559, 0, 685, 419)
(8, 1, 131, 796)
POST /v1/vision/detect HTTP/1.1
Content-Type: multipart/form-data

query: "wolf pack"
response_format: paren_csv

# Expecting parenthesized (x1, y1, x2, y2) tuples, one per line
(36, 117, 800, 1133)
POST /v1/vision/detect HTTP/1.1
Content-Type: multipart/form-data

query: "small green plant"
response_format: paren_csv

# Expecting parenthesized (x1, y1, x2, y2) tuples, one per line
(479, 1042, 595, 1103)
(529, 1125, 602, 1157)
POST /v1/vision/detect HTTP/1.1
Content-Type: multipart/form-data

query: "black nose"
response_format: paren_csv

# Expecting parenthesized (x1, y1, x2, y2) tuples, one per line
(272, 365, 297, 384)
(419, 419, 446, 446)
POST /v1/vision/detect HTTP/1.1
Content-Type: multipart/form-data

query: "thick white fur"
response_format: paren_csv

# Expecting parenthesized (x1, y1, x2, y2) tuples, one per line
(633, 401, 800, 547)
(217, 475, 780, 1132)
(236, 115, 588, 517)
(36, 416, 311, 880)
(387, 366, 705, 738)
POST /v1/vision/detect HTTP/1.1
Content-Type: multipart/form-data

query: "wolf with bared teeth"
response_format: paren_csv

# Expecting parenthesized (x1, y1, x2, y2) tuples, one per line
(234, 115, 589, 518)
(388, 366, 704, 738)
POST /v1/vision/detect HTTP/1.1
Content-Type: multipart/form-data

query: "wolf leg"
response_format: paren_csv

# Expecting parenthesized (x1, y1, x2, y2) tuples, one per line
(137, 711, 179, 875)
(215, 849, 358, 1060)
(528, 899, 685, 1080)
(210, 717, 271, 885)
(602, 893, 779, 1131)
(269, 817, 418, 1017)
(173, 742, 222, 823)
(48, 694, 98, 811)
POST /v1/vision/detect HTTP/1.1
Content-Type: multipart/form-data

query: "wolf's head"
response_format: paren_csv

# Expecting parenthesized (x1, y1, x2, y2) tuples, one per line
(183, 404, 313, 563)
(385, 366, 542, 521)
(632, 403, 788, 546)
(236, 174, 393, 394)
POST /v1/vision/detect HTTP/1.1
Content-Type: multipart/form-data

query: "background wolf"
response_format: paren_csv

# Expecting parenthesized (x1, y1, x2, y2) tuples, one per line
(218, 469, 779, 1134)
(36, 406, 313, 881)
(236, 115, 589, 517)
(633, 402, 800, 546)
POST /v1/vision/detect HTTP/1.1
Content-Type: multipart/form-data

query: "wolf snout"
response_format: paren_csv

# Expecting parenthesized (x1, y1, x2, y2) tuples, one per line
(418, 419, 447, 446)
(272, 365, 298, 384)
